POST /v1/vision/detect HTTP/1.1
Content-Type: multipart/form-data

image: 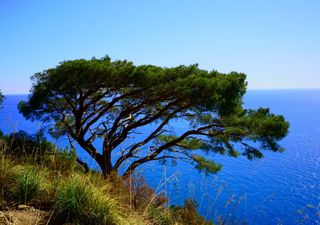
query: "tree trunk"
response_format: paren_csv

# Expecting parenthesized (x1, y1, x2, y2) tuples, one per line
(123, 161, 141, 177)
(76, 157, 89, 173)
(101, 147, 113, 179)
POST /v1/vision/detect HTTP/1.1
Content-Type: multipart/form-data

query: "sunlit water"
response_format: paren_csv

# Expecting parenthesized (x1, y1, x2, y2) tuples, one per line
(1, 90, 319, 225)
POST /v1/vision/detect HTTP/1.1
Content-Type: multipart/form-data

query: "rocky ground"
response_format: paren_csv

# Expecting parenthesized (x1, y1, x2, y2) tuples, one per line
(0, 205, 47, 225)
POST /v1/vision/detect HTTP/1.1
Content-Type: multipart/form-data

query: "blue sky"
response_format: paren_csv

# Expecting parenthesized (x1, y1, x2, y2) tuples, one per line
(0, 0, 319, 94)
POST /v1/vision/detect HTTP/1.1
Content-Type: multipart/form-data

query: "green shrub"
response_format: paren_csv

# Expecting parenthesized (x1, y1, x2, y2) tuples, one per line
(170, 199, 214, 225)
(0, 132, 214, 225)
(105, 174, 168, 213)
(147, 206, 173, 225)
(2, 130, 55, 157)
(53, 175, 117, 225)
(0, 153, 14, 192)
(12, 166, 46, 204)
(0, 153, 14, 208)
(2, 130, 82, 175)
(42, 147, 79, 175)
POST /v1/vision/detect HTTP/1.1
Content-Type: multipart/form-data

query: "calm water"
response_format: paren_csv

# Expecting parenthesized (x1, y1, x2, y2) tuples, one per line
(0, 90, 319, 225)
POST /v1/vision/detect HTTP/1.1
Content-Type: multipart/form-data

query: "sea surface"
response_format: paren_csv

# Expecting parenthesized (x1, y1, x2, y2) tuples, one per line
(0, 90, 319, 225)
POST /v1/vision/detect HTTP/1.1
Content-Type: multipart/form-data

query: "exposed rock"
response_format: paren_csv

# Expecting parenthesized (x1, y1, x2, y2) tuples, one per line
(16, 206, 29, 210)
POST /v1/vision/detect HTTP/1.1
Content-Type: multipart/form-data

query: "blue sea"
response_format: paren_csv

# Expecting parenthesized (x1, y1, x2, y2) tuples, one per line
(0, 90, 319, 225)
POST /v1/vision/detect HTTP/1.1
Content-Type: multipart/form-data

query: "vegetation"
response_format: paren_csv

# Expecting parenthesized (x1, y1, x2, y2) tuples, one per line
(12, 165, 46, 204)
(0, 56, 290, 224)
(0, 90, 3, 107)
(53, 175, 117, 225)
(0, 136, 214, 225)
(19, 56, 289, 177)
(1, 130, 56, 156)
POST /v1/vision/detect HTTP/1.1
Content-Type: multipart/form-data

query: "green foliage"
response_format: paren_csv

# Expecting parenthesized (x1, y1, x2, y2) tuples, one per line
(158, 135, 204, 150)
(0, 150, 215, 225)
(148, 200, 215, 225)
(147, 199, 213, 225)
(0, 90, 4, 109)
(0, 152, 15, 206)
(103, 173, 168, 212)
(2, 130, 56, 156)
(12, 166, 46, 204)
(192, 155, 222, 174)
(53, 175, 117, 225)
(170, 199, 214, 225)
(0, 133, 82, 206)
(19, 56, 289, 176)
(1, 130, 83, 175)
(147, 206, 174, 225)
(43, 147, 79, 174)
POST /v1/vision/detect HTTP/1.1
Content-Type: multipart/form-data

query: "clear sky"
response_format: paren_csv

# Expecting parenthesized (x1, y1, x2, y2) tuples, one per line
(0, 0, 319, 94)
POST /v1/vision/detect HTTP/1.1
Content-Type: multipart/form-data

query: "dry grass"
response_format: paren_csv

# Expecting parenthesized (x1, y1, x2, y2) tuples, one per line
(0, 134, 214, 225)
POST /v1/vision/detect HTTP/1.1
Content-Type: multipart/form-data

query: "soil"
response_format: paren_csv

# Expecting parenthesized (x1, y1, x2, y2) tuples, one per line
(0, 206, 48, 225)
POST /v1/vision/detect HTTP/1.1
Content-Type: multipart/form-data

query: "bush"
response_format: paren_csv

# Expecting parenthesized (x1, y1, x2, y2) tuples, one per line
(170, 199, 214, 225)
(42, 147, 79, 175)
(2, 130, 55, 157)
(11, 166, 47, 205)
(147, 206, 173, 225)
(1, 130, 82, 175)
(104, 174, 168, 212)
(0, 153, 14, 208)
(0, 131, 214, 225)
(53, 175, 118, 225)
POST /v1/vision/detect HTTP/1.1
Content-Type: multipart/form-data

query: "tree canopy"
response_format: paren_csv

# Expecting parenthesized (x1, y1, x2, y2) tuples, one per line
(0, 90, 4, 108)
(19, 56, 289, 177)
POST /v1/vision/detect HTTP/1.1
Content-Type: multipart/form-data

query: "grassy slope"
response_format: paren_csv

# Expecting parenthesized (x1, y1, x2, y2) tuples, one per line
(0, 143, 214, 225)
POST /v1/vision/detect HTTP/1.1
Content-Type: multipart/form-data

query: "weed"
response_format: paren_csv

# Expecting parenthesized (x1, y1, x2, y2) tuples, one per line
(11, 165, 47, 205)
(53, 174, 118, 225)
